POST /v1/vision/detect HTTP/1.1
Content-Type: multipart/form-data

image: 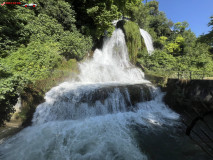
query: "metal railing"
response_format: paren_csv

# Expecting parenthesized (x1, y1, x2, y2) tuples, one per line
(149, 69, 213, 80)
(176, 71, 213, 80)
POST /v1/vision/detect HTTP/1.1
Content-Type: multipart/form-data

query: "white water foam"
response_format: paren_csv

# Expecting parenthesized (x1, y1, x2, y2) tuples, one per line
(140, 28, 154, 55)
(0, 91, 178, 160)
(78, 29, 147, 83)
(0, 29, 179, 160)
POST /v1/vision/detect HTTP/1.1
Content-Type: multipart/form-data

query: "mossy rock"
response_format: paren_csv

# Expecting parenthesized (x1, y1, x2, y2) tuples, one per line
(117, 20, 144, 64)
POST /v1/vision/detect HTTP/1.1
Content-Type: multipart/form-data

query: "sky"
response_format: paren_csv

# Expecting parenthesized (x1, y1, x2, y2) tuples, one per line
(148, 0, 213, 37)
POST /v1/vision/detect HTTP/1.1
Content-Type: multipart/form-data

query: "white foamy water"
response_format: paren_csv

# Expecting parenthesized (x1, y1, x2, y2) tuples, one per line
(78, 29, 147, 83)
(0, 91, 179, 160)
(0, 29, 180, 160)
(140, 28, 154, 55)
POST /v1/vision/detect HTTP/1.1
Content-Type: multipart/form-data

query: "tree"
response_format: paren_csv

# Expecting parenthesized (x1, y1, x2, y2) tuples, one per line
(0, 76, 20, 126)
(22, 13, 64, 42)
(173, 21, 189, 34)
(197, 16, 213, 48)
(60, 31, 92, 60)
(131, 2, 150, 29)
(113, 0, 142, 17)
(19, 11, 92, 61)
(165, 35, 185, 55)
(187, 43, 213, 71)
(0, 0, 94, 126)
(2, 41, 62, 81)
(146, 0, 159, 16)
(0, 63, 27, 126)
(87, 3, 121, 38)
(69, 0, 121, 39)
(141, 50, 176, 71)
(36, 0, 76, 31)
(0, 6, 31, 58)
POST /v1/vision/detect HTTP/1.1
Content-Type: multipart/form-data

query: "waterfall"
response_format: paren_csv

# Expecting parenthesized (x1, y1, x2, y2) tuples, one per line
(78, 29, 147, 83)
(140, 28, 154, 55)
(0, 29, 207, 160)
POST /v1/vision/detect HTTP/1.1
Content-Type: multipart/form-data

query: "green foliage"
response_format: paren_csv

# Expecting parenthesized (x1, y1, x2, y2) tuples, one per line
(22, 13, 64, 42)
(186, 43, 213, 71)
(87, 3, 120, 38)
(0, 80, 18, 126)
(0, 74, 27, 126)
(141, 50, 176, 71)
(0, 40, 62, 126)
(18, 10, 92, 61)
(165, 35, 185, 54)
(0, 64, 12, 79)
(71, 0, 121, 39)
(131, 3, 150, 29)
(173, 21, 189, 33)
(198, 32, 213, 47)
(208, 16, 213, 27)
(197, 16, 213, 48)
(0, 6, 30, 58)
(36, 0, 76, 30)
(146, 0, 159, 16)
(165, 42, 180, 53)
(149, 12, 172, 37)
(131, 1, 172, 39)
(2, 41, 62, 81)
(18, 59, 79, 126)
(60, 31, 92, 60)
(123, 21, 142, 64)
(182, 30, 196, 48)
(153, 36, 167, 49)
(160, 36, 168, 44)
(113, 0, 142, 16)
(0, 1, 93, 125)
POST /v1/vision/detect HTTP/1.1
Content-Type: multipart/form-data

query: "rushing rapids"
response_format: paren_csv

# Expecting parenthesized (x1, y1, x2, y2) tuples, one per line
(0, 29, 210, 160)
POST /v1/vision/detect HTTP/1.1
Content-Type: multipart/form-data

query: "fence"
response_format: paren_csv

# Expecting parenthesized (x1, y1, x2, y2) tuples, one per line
(175, 71, 213, 80)
(149, 69, 213, 80)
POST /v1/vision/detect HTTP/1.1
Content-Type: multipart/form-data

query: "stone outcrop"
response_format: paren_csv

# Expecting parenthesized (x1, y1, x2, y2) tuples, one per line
(164, 79, 213, 156)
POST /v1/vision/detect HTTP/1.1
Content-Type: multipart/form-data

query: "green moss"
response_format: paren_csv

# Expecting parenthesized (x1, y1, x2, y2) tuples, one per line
(144, 72, 168, 88)
(123, 21, 142, 64)
(18, 59, 79, 126)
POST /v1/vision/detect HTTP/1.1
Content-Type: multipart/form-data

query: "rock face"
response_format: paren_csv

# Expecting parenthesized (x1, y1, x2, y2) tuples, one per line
(164, 79, 213, 156)
(32, 83, 155, 124)
(164, 79, 213, 114)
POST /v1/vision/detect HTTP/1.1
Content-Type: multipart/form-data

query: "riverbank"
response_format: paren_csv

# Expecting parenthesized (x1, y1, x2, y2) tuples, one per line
(0, 120, 22, 144)
(0, 59, 79, 141)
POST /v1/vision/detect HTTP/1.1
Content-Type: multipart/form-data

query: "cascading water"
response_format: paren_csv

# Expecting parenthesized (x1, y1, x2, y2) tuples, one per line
(0, 29, 210, 160)
(78, 29, 147, 83)
(140, 28, 154, 55)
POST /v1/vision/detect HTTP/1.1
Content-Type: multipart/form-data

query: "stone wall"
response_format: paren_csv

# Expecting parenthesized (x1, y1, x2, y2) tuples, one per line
(164, 79, 213, 156)
(164, 79, 213, 115)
